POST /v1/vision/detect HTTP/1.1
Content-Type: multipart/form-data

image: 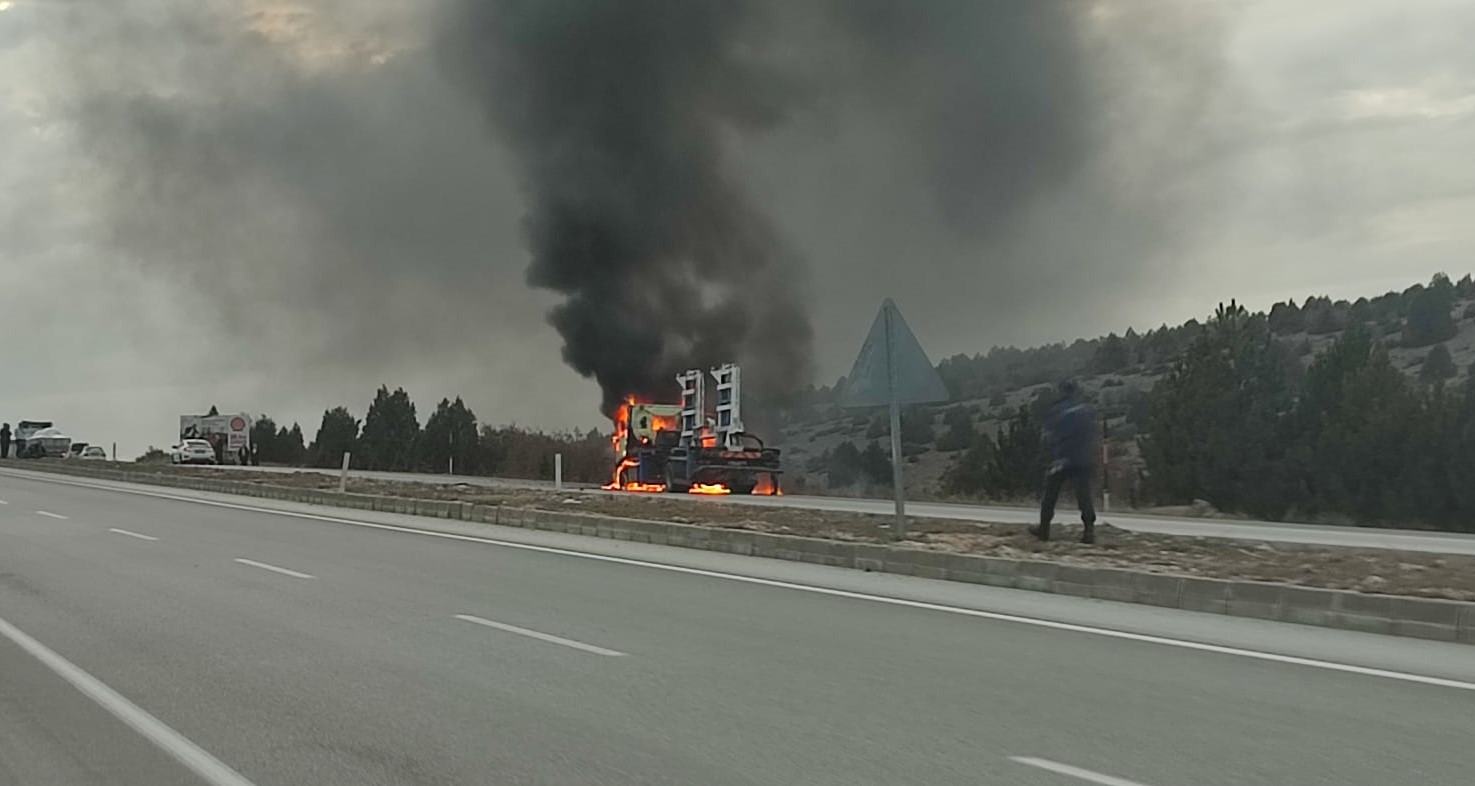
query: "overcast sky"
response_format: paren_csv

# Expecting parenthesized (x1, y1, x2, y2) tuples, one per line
(2, 0, 1473, 457)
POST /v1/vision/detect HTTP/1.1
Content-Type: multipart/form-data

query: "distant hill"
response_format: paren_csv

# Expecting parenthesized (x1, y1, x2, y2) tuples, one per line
(771, 273, 1475, 505)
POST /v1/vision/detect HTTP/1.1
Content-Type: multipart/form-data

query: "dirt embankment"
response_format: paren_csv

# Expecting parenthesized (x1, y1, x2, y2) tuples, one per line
(122, 465, 1475, 602)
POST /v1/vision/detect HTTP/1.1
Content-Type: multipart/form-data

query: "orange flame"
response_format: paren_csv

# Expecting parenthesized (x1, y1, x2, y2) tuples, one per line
(602, 456, 639, 491)
(753, 473, 782, 496)
(689, 483, 731, 495)
(605, 397, 680, 493)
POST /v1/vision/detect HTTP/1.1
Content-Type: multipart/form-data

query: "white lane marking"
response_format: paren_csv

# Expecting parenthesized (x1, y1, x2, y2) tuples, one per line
(454, 614, 627, 657)
(0, 498, 9, 504)
(8, 471, 1475, 693)
(35, 510, 68, 520)
(232, 558, 315, 580)
(109, 528, 158, 542)
(0, 613, 257, 786)
(1010, 757, 1154, 786)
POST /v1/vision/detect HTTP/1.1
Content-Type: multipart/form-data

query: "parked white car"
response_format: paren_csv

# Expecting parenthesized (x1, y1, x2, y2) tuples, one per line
(171, 439, 217, 465)
(78, 445, 109, 461)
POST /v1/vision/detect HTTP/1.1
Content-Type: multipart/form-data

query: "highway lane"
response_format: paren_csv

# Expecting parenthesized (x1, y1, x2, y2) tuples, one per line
(2, 469, 1473, 785)
(202, 462, 1475, 555)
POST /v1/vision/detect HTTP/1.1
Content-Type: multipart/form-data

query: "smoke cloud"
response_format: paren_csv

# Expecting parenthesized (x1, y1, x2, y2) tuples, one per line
(438, 1, 814, 414)
(27, 0, 1230, 429)
(824, 1, 1098, 235)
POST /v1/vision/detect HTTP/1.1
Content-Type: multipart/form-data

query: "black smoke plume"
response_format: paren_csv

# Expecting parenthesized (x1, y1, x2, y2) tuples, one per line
(41, 0, 1224, 422)
(439, 1, 814, 414)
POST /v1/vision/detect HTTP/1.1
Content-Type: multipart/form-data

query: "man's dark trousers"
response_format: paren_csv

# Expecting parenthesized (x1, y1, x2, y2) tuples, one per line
(1040, 464, 1096, 533)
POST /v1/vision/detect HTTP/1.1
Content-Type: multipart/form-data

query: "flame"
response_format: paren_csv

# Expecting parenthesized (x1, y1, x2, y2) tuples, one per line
(753, 474, 782, 496)
(604, 397, 680, 493)
(689, 483, 731, 495)
(601, 456, 639, 491)
(610, 397, 634, 459)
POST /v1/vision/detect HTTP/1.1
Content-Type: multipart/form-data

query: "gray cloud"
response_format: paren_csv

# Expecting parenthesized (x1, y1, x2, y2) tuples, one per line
(4, 0, 1472, 458)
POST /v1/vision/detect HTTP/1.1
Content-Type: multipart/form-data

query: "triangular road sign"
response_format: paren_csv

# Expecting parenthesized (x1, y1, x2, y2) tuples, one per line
(838, 299, 949, 408)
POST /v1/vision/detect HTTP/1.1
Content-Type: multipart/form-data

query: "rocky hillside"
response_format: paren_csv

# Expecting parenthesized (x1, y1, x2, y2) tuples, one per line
(771, 274, 1475, 503)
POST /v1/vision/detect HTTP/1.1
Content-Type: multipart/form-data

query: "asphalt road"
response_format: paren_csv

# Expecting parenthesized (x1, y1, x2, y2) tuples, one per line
(2, 467, 1472, 785)
(204, 463, 1475, 555)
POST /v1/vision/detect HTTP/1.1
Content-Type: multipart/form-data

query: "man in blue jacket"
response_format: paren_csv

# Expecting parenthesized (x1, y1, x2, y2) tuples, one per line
(1029, 380, 1098, 544)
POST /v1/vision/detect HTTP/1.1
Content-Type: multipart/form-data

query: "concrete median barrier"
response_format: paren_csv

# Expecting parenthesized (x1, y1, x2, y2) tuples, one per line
(5, 460, 1473, 645)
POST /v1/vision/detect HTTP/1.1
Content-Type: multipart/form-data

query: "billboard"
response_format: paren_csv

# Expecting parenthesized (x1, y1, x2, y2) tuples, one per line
(180, 413, 252, 464)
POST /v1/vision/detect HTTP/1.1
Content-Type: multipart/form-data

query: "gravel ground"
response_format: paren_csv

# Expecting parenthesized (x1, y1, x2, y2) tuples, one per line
(128, 465, 1475, 602)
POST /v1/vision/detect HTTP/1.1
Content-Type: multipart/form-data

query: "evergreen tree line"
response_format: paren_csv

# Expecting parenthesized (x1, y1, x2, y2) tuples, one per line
(1142, 294, 1475, 530)
(778, 274, 1474, 426)
(252, 385, 611, 483)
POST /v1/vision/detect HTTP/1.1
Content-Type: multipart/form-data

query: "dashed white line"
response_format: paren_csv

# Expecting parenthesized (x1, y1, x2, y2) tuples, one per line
(8, 471, 1475, 693)
(35, 510, 68, 520)
(1010, 757, 1154, 786)
(109, 528, 158, 542)
(0, 498, 9, 504)
(454, 614, 627, 657)
(233, 558, 315, 580)
(0, 613, 257, 786)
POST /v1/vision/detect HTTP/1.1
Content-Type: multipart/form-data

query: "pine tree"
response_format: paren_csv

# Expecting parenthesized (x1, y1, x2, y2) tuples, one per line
(358, 386, 420, 470)
(249, 416, 278, 461)
(308, 407, 359, 468)
(985, 405, 1045, 498)
(1403, 273, 1458, 347)
(1267, 300, 1303, 334)
(900, 407, 934, 446)
(860, 440, 892, 485)
(1141, 302, 1296, 518)
(1300, 332, 1421, 521)
(1092, 333, 1130, 373)
(827, 441, 861, 488)
(279, 424, 307, 465)
(942, 431, 998, 495)
(419, 397, 481, 474)
(936, 406, 976, 451)
(1421, 344, 1457, 384)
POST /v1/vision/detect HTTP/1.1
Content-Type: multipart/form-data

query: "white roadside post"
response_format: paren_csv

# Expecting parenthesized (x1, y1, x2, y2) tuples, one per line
(555, 453, 564, 490)
(338, 451, 351, 493)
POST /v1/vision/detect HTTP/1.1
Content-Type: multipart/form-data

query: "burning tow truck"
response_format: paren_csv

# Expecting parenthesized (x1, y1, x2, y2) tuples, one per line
(604, 363, 782, 496)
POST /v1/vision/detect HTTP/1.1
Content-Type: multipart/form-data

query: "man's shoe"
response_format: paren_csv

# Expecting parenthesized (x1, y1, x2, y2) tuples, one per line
(1080, 525, 1096, 545)
(1028, 524, 1050, 542)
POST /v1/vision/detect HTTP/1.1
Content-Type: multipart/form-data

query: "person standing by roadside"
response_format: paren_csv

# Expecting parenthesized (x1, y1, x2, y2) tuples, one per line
(1029, 380, 1098, 544)
(0, 423, 10, 459)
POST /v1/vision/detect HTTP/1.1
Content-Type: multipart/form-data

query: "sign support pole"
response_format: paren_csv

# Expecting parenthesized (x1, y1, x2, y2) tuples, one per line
(838, 298, 946, 542)
(886, 307, 906, 539)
